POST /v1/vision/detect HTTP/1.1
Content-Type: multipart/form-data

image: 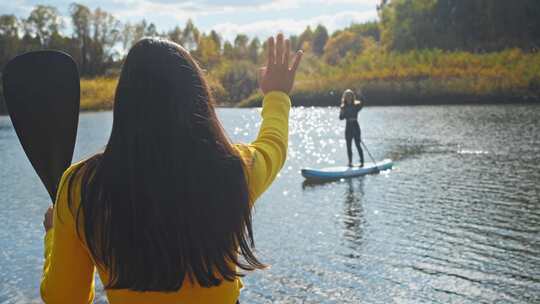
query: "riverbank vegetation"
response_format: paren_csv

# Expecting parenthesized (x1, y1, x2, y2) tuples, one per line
(240, 47, 540, 107)
(1, 0, 539, 113)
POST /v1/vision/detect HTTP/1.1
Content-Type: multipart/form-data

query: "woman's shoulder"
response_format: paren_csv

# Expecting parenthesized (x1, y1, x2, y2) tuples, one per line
(60, 155, 100, 185)
(55, 155, 103, 223)
(63, 160, 87, 179)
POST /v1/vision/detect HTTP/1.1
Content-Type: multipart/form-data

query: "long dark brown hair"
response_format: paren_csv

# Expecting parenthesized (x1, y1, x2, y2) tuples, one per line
(68, 38, 264, 291)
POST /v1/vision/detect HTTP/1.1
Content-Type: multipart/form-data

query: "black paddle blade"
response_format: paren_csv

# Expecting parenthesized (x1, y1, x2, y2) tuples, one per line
(2, 50, 80, 201)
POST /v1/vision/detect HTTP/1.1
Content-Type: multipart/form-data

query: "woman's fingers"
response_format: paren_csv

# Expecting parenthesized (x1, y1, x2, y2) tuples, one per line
(290, 50, 303, 74)
(276, 33, 284, 65)
(267, 36, 275, 67)
(284, 39, 290, 68)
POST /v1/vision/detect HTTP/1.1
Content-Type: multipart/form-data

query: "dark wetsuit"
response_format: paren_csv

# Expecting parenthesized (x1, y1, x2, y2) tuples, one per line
(339, 102, 364, 165)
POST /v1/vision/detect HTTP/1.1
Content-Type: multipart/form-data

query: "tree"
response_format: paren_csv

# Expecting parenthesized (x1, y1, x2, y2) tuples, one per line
(312, 25, 329, 56)
(377, 0, 390, 14)
(217, 61, 258, 103)
(223, 41, 234, 59)
(182, 19, 199, 50)
(26, 5, 62, 47)
(121, 22, 135, 51)
(194, 34, 220, 67)
(167, 25, 183, 45)
(248, 38, 260, 63)
(0, 15, 18, 37)
(348, 22, 380, 41)
(298, 26, 313, 52)
(70, 3, 92, 74)
(234, 34, 249, 59)
(89, 8, 121, 75)
(0, 15, 20, 68)
(145, 22, 158, 37)
(379, 0, 438, 51)
(209, 30, 221, 50)
(69, 4, 120, 75)
(323, 31, 363, 64)
(289, 35, 299, 51)
(379, 0, 540, 52)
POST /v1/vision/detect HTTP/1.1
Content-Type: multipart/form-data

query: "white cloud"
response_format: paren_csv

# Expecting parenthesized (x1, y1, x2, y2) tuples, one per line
(1, 0, 379, 40)
(212, 9, 378, 42)
(101, 0, 379, 19)
(120, 0, 378, 13)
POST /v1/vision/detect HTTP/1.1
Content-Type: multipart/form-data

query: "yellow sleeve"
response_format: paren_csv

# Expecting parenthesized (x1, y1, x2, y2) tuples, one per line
(236, 91, 291, 202)
(41, 165, 96, 304)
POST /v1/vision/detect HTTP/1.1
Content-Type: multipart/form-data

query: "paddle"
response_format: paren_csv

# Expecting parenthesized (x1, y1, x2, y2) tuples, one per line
(2, 50, 80, 202)
(360, 140, 380, 172)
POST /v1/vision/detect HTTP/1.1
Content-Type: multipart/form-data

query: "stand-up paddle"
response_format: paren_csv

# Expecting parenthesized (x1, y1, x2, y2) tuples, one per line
(301, 141, 392, 182)
(2, 50, 80, 201)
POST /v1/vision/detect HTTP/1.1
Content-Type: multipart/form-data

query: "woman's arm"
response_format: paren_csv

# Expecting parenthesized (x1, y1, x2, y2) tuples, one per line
(356, 96, 365, 110)
(339, 106, 345, 120)
(236, 33, 302, 202)
(41, 165, 96, 304)
(237, 92, 291, 201)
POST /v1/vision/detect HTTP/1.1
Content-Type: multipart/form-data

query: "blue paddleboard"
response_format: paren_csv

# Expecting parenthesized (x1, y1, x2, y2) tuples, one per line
(301, 159, 393, 181)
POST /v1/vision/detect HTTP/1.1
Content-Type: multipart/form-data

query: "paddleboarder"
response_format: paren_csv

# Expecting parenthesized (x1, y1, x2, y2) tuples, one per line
(40, 34, 302, 304)
(339, 89, 365, 167)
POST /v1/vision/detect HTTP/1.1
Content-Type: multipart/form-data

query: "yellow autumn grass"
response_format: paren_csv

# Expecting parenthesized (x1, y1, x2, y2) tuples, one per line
(80, 77, 117, 111)
(78, 75, 229, 110)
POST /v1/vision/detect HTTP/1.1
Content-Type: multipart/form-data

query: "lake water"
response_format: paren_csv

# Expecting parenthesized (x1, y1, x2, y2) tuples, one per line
(0, 105, 539, 303)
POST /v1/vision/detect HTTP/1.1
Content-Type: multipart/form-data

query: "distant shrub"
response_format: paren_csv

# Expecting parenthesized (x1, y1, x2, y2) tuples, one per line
(206, 74, 229, 104)
(214, 60, 258, 103)
(530, 76, 540, 94)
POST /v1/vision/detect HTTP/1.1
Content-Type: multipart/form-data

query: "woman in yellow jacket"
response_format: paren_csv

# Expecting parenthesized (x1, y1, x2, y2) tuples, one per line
(40, 33, 302, 304)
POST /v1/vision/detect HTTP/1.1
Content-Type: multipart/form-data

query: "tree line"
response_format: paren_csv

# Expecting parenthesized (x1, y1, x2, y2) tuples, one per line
(379, 0, 540, 52)
(1, 0, 539, 113)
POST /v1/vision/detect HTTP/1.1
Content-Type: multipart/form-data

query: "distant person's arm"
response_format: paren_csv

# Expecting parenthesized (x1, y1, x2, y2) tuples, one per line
(41, 166, 95, 304)
(236, 33, 302, 202)
(357, 101, 363, 111)
(357, 93, 366, 110)
(339, 106, 346, 120)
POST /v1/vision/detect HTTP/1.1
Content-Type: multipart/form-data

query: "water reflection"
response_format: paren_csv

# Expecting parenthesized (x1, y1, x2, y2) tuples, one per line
(342, 178, 366, 250)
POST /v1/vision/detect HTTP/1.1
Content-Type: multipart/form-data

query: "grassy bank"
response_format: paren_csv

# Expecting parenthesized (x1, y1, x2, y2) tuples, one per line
(238, 48, 540, 107)
(72, 48, 540, 110)
(77, 76, 232, 111)
(1, 49, 539, 114)
(80, 77, 117, 111)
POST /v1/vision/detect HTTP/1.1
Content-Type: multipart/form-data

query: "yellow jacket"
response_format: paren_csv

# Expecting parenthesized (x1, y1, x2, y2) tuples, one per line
(41, 91, 291, 304)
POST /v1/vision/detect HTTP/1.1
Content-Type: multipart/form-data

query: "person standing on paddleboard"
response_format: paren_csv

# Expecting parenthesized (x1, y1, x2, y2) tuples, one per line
(40, 34, 302, 304)
(339, 89, 365, 167)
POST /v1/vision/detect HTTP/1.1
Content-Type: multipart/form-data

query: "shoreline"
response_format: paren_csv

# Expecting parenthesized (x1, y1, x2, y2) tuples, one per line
(1, 97, 539, 116)
(236, 93, 540, 108)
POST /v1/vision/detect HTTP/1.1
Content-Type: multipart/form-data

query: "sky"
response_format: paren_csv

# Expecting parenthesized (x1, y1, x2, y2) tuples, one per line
(1, 0, 380, 41)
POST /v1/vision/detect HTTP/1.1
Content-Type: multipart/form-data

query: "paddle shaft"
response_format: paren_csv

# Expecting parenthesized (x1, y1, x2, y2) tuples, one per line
(360, 140, 379, 171)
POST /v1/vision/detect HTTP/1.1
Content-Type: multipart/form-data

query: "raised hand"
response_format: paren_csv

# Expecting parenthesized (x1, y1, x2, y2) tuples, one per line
(259, 33, 303, 95)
